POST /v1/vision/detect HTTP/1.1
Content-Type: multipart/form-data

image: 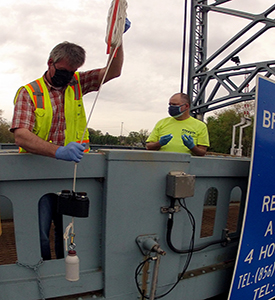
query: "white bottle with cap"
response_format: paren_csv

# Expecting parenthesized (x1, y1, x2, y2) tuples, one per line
(65, 250, 80, 281)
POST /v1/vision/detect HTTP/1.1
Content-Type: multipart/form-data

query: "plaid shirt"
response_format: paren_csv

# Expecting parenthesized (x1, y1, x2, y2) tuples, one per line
(11, 69, 101, 146)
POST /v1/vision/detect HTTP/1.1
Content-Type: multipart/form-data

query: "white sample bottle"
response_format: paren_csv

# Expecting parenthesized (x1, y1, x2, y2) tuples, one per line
(65, 250, 80, 281)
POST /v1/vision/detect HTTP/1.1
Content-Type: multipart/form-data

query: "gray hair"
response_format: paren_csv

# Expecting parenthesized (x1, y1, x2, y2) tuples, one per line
(49, 41, 86, 68)
(172, 93, 191, 105)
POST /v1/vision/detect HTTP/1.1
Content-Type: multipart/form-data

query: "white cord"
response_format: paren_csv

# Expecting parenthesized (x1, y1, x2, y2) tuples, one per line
(67, 1, 128, 250)
(80, 45, 119, 145)
(64, 220, 74, 252)
(73, 45, 118, 192)
(72, 0, 128, 193)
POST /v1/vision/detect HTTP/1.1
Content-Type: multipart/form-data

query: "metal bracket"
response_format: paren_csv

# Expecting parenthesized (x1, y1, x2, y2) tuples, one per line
(180, 260, 235, 280)
(136, 234, 159, 256)
(221, 228, 231, 247)
(161, 205, 181, 214)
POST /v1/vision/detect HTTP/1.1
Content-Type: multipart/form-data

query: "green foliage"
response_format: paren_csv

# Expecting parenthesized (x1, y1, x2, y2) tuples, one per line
(88, 128, 149, 147)
(0, 110, 15, 143)
(125, 129, 149, 147)
(206, 103, 254, 156)
(88, 128, 119, 145)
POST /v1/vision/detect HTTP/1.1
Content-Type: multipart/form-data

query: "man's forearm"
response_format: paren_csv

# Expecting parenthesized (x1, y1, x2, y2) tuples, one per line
(191, 145, 207, 156)
(14, 128, 59, 158)
(101, 44, 124, 83)
(146, 142, 162, 151)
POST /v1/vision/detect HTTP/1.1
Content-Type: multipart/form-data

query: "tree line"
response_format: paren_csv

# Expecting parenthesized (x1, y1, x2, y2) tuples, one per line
(206, 102, 254, 156)
(0, 110, 15, 143)
(0, 103, 254, 156)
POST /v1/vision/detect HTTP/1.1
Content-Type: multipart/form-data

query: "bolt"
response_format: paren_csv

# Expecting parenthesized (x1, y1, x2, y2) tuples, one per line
(152, 245, 166, 256)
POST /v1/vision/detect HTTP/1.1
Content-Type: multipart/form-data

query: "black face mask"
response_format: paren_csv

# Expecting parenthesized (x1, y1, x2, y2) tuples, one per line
(51, 65, 75, 87)
(168, 104, 187, 118)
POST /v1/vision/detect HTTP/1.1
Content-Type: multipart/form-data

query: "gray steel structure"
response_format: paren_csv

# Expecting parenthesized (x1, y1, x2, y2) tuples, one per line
(0, 150, 249, 300)
(185, 0, 275, 116)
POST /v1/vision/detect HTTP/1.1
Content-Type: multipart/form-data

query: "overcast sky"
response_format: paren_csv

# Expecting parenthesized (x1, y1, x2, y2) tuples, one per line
(1, 0, 275, 136)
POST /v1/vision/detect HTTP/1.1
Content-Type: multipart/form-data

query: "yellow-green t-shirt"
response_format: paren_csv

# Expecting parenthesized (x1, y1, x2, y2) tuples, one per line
(146, 116, 209, 153)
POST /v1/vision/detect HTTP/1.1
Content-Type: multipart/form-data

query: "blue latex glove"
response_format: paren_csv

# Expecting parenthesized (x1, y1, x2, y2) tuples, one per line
(181, 134, 195, 149)
(55, 142, 86, 163)
(124, 18, 131, 33)
(159, 134, 173, 146)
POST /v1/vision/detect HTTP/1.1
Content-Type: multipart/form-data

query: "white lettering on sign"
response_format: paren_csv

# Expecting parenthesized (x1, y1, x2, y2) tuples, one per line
(262, 110, 275, 129)
(264, 221, 273, 237)
(253, 283, 272, 300)
(259, 243, 275, 260)
(261, 195, 275, 212)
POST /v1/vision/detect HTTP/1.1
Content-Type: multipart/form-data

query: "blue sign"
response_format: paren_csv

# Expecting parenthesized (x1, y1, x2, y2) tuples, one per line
(228, 76, 275, 300)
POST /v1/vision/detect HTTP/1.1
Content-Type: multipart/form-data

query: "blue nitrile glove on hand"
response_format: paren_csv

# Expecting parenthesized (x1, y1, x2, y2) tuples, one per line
(55, 142, 86, 163)
(159, 134, 173, 146)
(181, 134, 195, 149)
(124, 18, 131, 33)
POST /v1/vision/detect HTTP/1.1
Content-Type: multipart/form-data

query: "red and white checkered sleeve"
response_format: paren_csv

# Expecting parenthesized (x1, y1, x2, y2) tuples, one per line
(10, 88, 36, 133)
(79, 69, 101, 95)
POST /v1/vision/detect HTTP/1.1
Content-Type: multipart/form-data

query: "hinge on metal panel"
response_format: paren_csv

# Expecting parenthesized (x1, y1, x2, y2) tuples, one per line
(180, 260, 235, 280)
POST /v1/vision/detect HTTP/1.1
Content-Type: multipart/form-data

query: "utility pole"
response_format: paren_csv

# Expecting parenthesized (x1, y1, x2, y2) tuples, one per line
(120, 122, 124, 136)
(120, 122, 124, 144)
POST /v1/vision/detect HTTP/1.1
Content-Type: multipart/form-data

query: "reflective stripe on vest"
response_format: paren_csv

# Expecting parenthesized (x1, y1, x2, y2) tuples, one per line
(26, 80, 45, 109)
(70, 74, 81, 100)
(14, 72, 90, 153)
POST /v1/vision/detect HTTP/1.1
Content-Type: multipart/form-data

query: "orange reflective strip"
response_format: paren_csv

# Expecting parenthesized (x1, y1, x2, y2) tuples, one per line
(70, 74, 76, 94)
(76, 139, 89, 144)
(27, 83, 37, 108)
(76, 140, 90, 152)
(27, 83, 35, 92)
(71, 74, 81, 100)
(35, 80, 45, 109)
(74, 74, 81, 100)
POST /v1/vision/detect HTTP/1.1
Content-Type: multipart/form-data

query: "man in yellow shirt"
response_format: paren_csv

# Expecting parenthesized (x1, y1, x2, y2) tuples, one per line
(146, 93, 209, 156)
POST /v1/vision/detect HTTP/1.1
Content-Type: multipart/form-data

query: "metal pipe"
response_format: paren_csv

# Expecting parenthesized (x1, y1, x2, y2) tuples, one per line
(230, 117, 245, 155)
(180, 0, 188, 93)
(237, 118, 252, 156)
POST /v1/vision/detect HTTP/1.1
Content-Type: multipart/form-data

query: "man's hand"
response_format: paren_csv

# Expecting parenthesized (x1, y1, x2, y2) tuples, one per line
(159, 134, 173, 146)
(181, 134, 195, 149)
(55, 142, 86, 163)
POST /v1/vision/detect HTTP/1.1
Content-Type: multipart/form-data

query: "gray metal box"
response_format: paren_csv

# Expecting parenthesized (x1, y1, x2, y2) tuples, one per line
(166, 171, 196, 198)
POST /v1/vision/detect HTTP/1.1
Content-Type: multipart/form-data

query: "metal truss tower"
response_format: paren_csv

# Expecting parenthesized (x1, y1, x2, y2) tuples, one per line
(184, 0, 275, 118)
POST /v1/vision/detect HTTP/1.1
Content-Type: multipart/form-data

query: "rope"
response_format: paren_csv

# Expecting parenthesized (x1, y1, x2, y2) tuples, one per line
(64, 220, 75, 252)
(68, 0, 128, 254)
(72, 45, 119, 192)
(72, 0, 128, 193)
(16, 259, 45, 300)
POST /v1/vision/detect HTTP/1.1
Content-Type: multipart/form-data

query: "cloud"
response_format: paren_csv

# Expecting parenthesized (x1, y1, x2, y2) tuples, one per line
(1, 0, 274, 136)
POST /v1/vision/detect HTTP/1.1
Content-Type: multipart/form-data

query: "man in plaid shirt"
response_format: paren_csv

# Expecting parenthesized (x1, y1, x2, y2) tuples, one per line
(11, 41, 124, 162)
(10, 22, 130, 260)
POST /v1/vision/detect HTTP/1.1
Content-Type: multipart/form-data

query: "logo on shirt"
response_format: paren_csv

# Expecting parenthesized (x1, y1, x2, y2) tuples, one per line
(182, 129, 196, 135)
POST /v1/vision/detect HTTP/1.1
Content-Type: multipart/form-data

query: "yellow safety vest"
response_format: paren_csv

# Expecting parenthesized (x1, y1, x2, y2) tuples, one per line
(14, 72, 89, 152)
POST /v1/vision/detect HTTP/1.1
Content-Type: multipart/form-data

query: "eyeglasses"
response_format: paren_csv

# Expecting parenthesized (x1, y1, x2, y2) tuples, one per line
(169, 103, 187, 107)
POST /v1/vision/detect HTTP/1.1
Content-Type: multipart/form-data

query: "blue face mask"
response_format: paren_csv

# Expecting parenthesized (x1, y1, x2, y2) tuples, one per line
(168, 104, 186, 118)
